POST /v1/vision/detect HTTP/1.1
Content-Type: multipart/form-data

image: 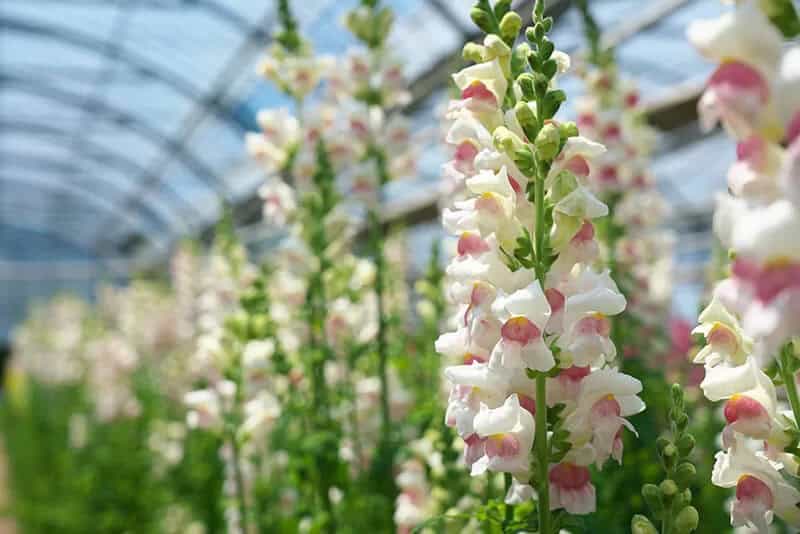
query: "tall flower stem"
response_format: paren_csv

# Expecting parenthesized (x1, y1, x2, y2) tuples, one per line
(367, 145, 397, 515)
(228, 429, 250, 534)
(504, 472, 514, 527)
(305, 140, 338, 531)
(533, 168, 551, 534)
(778, 343, 800, 426)
(226, 346, 250, 534)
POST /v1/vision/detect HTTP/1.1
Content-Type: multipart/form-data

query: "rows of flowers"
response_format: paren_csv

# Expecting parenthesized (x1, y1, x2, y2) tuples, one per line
(2, 0, 800, 533)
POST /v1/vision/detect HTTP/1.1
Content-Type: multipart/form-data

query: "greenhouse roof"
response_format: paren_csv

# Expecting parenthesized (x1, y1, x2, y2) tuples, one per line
(1, 0, 730, 337)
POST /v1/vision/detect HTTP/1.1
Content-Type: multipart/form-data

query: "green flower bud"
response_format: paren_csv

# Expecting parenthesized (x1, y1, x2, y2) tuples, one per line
(539, 38, 555, 61)
(375, 8, 394, 41)
(671, 383, 684, 406)
(675, 462, 696, 488)
(470, 7, 494, 34)
(535, 122, 560, 161)
(677, 433, 696, 456)
(462, 42, 486, 63)
(494, 0, 513, 17)
(642, 484, 663, 516)
(493, 126, 525, 156)
(675, 412, 690, 432)
(656, 436, 671, 454)
(517, 72, 536, 100)
(660, 479, 679, 499)
(631, 515, 658, 534)
(513, 147, 535, 175)
(249, 314, 270, 339)
(226, 311, 249, 339)
(499, 11, 522, 41)
(558, 121, 579, 140)
(674, 506, 699, 533)
(514, 101, 537, 130)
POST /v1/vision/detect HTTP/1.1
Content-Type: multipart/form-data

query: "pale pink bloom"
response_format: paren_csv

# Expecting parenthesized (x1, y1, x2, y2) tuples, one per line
(712, 444, 800, 532)
(564, 369, 644, 466)
(489, 281, 554, 372)
(557, 268, 626, 367)
(452, 59, 508, 111)
(548, 462, 596, 514)
(471, 394, 535, 478)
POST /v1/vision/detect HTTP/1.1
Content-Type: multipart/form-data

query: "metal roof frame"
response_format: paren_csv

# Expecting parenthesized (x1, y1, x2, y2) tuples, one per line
(2, 72, 234, 207)
(1, 119, 199, 225)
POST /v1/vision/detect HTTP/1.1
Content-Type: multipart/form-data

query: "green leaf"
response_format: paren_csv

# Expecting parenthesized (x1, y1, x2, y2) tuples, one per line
(761, 0, 800, 37)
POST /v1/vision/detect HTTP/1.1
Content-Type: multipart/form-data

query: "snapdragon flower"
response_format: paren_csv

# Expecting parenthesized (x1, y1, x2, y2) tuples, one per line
(436, 2, 645, 526)
(689, 2, 800, 531)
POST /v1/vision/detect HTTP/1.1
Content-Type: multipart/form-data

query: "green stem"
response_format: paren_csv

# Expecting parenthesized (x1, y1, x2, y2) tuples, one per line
(228, 430, 250, 534)
(370, 147, 393, 450)
(504, 472, 514, 528)
(535, 373, 550, 534)
(532, 173, 551, 534)
(373, 212, 391, 437)
(661, 503, 673, 534)
(228, 357, 250, 534)
(778, 344, 800, 426)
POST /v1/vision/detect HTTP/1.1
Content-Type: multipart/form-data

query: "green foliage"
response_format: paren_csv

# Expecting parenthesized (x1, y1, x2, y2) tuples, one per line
(637, 385, 699, 534)
(275, 0, 302, 53)
(761, 0, 800, 37)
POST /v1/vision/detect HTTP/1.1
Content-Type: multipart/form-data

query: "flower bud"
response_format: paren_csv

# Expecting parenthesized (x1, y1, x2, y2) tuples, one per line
(247, 314, 269, 338)
(494, 0, 513, 16)
(671, 383, 684, 408)
(674, 462, 696, 488)
(483, 35, 512, 77)
(462, 42, 486, 63)
(559, 121, 579, 140)
(470, 7, 494, 34)
(499, 12, 522, 41)
(226, 311, 249, 339)
(513, 147, 536, 175)
(515, 102, 538, 132)
(674, 506, 699, 533)
(484, 35, 511, 58)
(660, 479, 678, 499)
(535, 122, 560, 161)
(642, 484, 663, 516)
(375, 7, 394, 39)
(493, 126, 525, 156)
(677, 434, 695, 456)
(517, 73, 536, 100)
(631, 515, 658, 534)
(675, 412, 689, 432)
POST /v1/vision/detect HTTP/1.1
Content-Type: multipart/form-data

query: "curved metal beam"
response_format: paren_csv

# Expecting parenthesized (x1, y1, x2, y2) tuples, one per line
(0, 217, 96, 256)
(0, 14, 252, 134)
(2, 74, 231, 200)
(1, 151, 170, 234)
(2, 119, 200, 225)
(95, 7, 275, 254)
(0, 174, 164, 248)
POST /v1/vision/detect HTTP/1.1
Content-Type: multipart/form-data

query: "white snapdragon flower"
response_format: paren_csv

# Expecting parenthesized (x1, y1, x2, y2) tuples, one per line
(712, 444, 800, 532)
(556, 267, 626, 367)
(490, 281, 554, 372)
(563, 368, 645, 467)
(470, 394, 535, 478)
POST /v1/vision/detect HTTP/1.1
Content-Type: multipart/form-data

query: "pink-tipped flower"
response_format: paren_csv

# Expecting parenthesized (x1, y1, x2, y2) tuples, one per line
(549, 462, 596, 515)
